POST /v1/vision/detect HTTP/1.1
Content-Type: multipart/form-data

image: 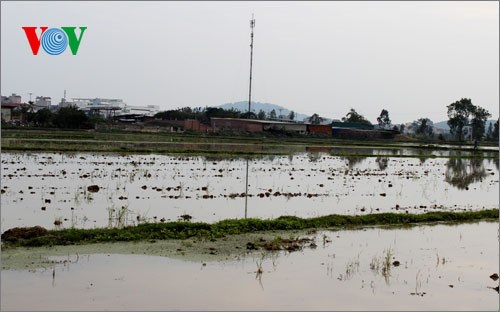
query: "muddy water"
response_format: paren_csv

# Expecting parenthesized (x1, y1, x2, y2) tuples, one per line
(1, 152, 498, 229)
(1, 222, 498, 310)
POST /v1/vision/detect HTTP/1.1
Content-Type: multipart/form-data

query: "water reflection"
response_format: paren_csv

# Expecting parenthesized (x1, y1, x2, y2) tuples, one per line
(245, 158, 249, 218)
(375, 157, 389, 171)
(343, 156, 367, 169)
(416, 150, 429, 164)
(2, 223, 497, 311)
(445, 158, 488, 190)
(494, 158, 499, 171)
(307, 152, 322, 163)
(2, 152, 497, 230)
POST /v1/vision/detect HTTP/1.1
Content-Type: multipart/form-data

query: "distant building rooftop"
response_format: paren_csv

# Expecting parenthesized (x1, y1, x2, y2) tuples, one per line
(331, 121, 374, 130)
(210, 117, 309, 125)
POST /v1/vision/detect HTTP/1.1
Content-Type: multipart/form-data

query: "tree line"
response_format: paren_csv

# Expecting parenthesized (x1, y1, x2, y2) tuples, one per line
(21, 106, 100, 129)
(154, 100, 498, 142)
(154, 106, 296, 122)
(340, 98, 498, 142)
(12, 98, 499, 142)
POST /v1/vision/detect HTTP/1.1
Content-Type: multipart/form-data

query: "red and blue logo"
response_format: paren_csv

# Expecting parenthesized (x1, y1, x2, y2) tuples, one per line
(22, 26, 87, 55)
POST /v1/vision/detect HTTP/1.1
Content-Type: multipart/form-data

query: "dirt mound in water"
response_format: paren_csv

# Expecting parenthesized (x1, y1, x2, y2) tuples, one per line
(87, 185, 100, 192)
(1, 226, 48, 242)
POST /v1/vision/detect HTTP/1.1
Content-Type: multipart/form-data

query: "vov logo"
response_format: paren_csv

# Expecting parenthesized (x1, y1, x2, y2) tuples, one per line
(22, 27, 87, 55)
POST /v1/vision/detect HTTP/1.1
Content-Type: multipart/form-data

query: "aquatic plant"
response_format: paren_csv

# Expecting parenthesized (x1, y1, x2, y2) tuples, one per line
(381, 247, 393, 284)
(255, 252, 266, 290)
(84, 190, 93, 203)
(411, 269, 425, 296)
(339, 253, 360, 281)
(73, 190, 81, 205)
(369, 256, 381, 273)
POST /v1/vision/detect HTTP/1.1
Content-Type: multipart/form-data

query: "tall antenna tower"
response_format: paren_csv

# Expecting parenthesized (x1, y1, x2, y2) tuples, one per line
(247, 14, 255, 114)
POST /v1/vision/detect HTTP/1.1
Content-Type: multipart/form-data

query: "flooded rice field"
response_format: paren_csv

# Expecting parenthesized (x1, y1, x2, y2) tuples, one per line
(1, 222, 498, 310)
(1, 151, 498, 230)
(1, 148, 498, 311)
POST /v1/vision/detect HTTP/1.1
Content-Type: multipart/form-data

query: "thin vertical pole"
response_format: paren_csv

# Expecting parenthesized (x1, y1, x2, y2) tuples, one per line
(248, 14, 255, 114)
(245, 15, 255, 218)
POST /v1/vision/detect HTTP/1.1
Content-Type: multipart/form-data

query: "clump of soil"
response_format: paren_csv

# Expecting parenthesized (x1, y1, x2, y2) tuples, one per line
(1, 226, 48, 242)
(179, 214, 193, 222)
(87, 185, 100, 193)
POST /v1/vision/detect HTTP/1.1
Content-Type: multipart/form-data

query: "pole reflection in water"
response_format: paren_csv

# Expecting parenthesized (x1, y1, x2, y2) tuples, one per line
(245, 158, 249, 218)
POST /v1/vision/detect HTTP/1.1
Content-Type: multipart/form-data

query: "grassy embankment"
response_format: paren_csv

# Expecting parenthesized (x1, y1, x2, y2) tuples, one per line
(1, 129, 497, 158)
(2, 209, 498, 249)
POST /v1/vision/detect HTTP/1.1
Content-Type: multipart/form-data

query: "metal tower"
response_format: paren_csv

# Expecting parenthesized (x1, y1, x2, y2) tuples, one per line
(248, 14, 255, 114)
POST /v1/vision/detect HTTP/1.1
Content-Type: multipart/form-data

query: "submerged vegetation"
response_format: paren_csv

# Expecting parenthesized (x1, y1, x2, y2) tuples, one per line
(2, 209, 497, 248)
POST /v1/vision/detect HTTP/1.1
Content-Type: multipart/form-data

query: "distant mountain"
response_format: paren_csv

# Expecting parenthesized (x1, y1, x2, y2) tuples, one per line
(434, 121, 449, 130)
(434, 119, 496, 131)
(216, 101, 309, 121)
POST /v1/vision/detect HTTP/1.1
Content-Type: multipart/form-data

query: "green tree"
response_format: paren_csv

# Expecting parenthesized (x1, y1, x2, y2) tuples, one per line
(470, 106, 491, 141)
(32, 108, 53, 127)
(269, 109, 277, 119)
(240, 111, 257, 119)
(447, 98, 475, 142)
(342, 108, 371, 125)
(154, 107, 194, 120)
(411, 118, 434, 138)
(204, 107, 241, 121)
(257, 109, 266, 120)
(485, 122, 494, 141)
(308, 113, 323, 125)
(493, 118, 499, 141)
(21, 101, 35, 115)
(52, 106, 90, 129)
(289, 110, 295, 121)
(376, 109, 391, 129)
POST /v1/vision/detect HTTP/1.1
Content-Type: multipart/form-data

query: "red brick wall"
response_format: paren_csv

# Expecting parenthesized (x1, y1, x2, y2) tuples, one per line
(211, 118, 263, 132)
(307, 125, 332, 135)
(332, 128, 396, 140)
(183, 119, 201, 131)
(246, 123, 263, 132)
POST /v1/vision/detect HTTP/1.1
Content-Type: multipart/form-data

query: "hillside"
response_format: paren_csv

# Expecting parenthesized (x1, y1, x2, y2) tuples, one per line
(434, 120, 497, 131)
(433, 121, 449, 130)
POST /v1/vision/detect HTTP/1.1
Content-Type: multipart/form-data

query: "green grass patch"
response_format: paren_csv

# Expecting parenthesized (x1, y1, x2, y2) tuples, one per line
(2, 209, 497, 248)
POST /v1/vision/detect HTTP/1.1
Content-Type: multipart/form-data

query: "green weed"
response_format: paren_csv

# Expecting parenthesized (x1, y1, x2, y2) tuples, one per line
(1, 209, 498, 248)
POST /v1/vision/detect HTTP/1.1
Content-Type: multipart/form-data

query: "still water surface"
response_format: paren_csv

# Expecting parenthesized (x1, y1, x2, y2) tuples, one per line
(1, 222, 498, 310)
(1, 151, 498, 229)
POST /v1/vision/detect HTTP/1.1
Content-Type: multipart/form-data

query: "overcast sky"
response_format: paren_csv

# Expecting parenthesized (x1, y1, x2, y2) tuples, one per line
(1, 1, 498, 123)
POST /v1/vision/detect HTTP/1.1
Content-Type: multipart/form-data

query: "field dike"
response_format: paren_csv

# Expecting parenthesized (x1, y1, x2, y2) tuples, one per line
(1, 209, 498, 270)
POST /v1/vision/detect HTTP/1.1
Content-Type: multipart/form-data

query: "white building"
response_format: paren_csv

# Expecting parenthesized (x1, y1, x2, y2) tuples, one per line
(34, 96, 52, 111)
(119, 104, 160, 117)
(1, 93, 22, 104)
(66, 98, 159, 118)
